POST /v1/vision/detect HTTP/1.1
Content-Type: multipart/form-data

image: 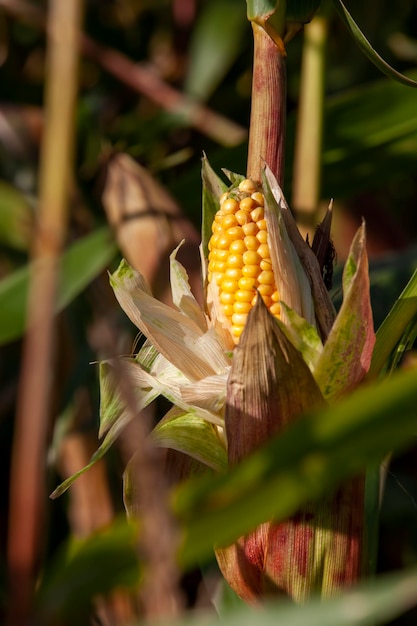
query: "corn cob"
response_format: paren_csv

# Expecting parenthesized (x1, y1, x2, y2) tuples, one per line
(207, 178, 280, 344)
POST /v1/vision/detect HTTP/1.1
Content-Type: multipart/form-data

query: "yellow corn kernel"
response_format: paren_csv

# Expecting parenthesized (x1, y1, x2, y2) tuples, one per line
(243, 250, 261, 266)
(221, 278, 239, 293)
(225, 267, 242, 280)
(239, 196, 258, 212)
(242, 222, 259, 236)
(258, 243, 270, 259)
(226, 253, 244, 269)
(256, 229, 268, 244)
(238, 276, 256, 290)
(251, 191, 264, 206)
(242, 264, 261, 278)
(222, 198, 239, 214)
(235, 290, 254, 303)
(244, 235, 259, 251)
(238, 178, 258, 194)
(221, 214, 238, 229)
(230, 239, 246, 254)
(233, 301, 252, 314)
(251, 207, 264, 222)
(232, 312, 248, 326)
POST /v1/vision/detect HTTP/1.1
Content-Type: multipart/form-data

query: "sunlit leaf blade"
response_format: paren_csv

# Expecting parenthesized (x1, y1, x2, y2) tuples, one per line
(175, 365, 417, 568)
(155, 566, 417, 626)
(0, 227, 117, 345)
(36, 518, 140, 624)
(314, 223, 375, 402)
(333, 0, 417, 88)
(152, 408, 227, 471)
(368, 267, 417, 379)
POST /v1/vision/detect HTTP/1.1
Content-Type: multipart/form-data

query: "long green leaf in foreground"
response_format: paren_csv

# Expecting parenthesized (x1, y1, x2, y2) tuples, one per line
(154, 566, 417, 626)
(0, 226, 117, 345)
(175, 364, 417, 568)
(332, 0, 417, 88)
(368, 267, 417, 378)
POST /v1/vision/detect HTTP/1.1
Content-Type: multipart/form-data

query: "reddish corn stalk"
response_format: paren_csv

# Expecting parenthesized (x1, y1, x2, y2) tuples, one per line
(247, 23, 286, 186)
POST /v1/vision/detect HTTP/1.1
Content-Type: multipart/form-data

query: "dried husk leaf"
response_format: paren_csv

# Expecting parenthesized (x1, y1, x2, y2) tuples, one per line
(111, 259, 230, 380)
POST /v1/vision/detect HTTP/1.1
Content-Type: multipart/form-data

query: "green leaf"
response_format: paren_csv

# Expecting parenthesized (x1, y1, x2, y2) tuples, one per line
(0, 227, 117, 345)
(152, 408, 227, 471)
(154, 566, 417, 626)
(174, 364, 417, 568)
(332, 0, 417, 88)
(368, 267, 417, 379)
(276, 301, 323, 371)
(184, 0, 247, 101)
(314, 223, 375, 402)
(36, 517, 140, 625)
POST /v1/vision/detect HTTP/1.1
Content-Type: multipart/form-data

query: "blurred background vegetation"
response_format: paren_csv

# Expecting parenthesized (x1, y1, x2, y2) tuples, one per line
(0, 0, 417, 624)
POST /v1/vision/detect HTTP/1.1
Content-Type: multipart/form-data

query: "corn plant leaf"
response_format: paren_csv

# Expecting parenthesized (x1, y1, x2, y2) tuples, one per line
(201, 154, 228, 260)
(0, 227, 117, 345)
(152, 408, 227, 471)
(276, 302, 323, 371)
(332, 0, 417, 88)
(154, 566, 417, 626)
(314, 223, 375, 402)
(368, 267, 417, 379)
(174, 364, 417, 568)
(98, 359, 159, 438)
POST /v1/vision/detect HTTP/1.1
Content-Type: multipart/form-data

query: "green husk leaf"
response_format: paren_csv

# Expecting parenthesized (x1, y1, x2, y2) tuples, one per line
(333, 0, 417, 88)
(314, 223, 375, 402)
(152, 407, 227, 471)
(276, 301, 323, 371)
(368, 267, 417, 378)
